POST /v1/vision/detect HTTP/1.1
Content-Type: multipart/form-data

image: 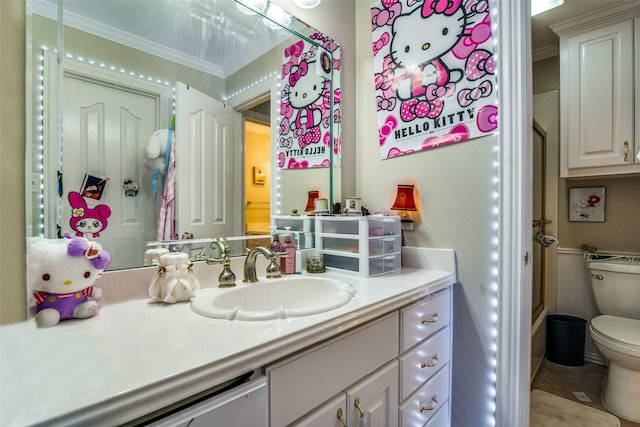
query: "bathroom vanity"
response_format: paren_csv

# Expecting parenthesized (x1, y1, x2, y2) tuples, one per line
(0, 248, 455, 427)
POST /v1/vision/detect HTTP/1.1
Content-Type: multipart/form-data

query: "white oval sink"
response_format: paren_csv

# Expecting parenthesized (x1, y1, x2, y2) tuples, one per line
(191, 276, 356, 321)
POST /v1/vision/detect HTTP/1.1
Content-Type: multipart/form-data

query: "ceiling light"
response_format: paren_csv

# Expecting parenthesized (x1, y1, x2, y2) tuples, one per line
(263, 3, 291, 29)
(531, 0, 564, 16)
(293, 0, 322, 8)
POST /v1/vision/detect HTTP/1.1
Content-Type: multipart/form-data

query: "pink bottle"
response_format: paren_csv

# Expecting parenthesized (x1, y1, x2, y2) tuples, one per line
(281, 234, 296, 274)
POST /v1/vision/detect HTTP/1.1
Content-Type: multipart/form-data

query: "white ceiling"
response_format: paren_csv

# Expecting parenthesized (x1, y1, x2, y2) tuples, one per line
(531, 0, 636, 58)
(29, 0, 308, 78)
(31, 0, 637, 73)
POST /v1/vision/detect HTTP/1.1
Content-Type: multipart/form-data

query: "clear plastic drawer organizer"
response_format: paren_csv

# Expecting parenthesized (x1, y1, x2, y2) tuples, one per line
(315, 216, 401, 277)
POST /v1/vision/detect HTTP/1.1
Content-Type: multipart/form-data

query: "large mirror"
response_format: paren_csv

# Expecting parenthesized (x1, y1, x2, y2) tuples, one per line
(25, 0, 342, 270)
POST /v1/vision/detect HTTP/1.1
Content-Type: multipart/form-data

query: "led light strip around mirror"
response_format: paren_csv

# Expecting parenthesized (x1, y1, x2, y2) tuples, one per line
(34, 47, 283, 239)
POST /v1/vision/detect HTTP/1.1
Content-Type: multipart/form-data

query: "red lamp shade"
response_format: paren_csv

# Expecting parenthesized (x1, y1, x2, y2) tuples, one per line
(391, 185, 417, 211)
(305, 191, 320, 212)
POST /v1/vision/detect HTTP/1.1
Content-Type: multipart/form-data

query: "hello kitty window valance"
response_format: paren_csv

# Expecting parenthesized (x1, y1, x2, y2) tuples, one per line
(278, 34, 341, 170)
(371, 0, 498, 159)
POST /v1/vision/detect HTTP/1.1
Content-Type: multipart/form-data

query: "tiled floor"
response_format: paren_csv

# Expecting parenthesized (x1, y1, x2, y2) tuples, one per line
(531, 358, 639, 427)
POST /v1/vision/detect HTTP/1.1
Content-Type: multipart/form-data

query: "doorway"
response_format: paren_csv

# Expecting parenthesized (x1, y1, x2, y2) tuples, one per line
(243, 100, 271, 246)
(531, 90, 560, 380)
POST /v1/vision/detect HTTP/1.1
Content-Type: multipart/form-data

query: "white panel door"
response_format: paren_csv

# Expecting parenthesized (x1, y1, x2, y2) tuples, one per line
(175, 82, 241, 241)
(63, 75, 161, 270)
(346, 360, 399, 427)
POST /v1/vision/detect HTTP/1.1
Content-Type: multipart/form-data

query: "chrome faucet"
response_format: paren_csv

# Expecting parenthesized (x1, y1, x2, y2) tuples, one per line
(243, 246, 282, 283)
(206, 239, 237, 288)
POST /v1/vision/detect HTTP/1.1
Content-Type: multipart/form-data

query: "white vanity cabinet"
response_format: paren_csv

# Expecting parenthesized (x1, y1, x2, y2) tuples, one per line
(267, 287, 452, 427)
(554, 7, 640, 177)
(145, 376, 267, 427)
(398, 289, 452, 426)
(267, 312, 399, 426)
(315, 216, 402, 276)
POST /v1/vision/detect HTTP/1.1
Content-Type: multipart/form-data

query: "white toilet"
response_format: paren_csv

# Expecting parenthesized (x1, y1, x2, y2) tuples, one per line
(588, 258, 640, 423)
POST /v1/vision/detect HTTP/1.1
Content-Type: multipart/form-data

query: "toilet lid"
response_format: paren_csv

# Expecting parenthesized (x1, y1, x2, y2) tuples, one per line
(591, 315, 640, 348)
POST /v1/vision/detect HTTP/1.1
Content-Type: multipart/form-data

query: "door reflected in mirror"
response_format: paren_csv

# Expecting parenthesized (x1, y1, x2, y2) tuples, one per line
(25, 0, 342, 270)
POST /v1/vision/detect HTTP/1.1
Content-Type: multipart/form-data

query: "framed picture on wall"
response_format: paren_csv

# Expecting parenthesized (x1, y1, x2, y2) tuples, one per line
(253, 166, 266, 185)
(568, 186, 605, 222)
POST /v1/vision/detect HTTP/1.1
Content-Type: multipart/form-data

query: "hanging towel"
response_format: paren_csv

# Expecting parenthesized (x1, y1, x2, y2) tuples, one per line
(157, 127, 176, 241)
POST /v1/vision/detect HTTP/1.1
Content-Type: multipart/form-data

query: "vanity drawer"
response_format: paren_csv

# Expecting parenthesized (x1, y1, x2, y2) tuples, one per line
(323, 253, 401, 277)
(424, 401, 450, 427)
(399, 365, 450, 427)
(400, 289, 450, 352)
(367, 217, 401, 236)
(369, 236, 401, 256)
(273, 215, 315, 232)
(399, 327, 450, 400)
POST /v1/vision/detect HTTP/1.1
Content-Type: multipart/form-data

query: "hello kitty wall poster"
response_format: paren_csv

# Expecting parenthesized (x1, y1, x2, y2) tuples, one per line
(371, 0, 498, 159)
(278, 34, 341, 170)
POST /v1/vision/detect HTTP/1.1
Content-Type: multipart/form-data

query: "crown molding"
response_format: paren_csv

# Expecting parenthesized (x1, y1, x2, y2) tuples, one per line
(551, 3, 640, 36)
(532, 44, 559, 62)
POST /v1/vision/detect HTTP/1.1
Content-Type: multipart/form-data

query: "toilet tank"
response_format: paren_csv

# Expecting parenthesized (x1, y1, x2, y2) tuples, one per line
(588, 259, 640, 320)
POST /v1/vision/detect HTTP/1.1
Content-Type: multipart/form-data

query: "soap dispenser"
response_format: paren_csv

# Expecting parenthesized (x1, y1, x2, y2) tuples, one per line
(270, 226, 282, 253)
(281, 233, 296, 274)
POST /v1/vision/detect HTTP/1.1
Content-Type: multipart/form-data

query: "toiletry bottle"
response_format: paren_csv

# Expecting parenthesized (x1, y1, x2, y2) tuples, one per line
(270, 232, 281, 254)
(281, 234, 296, 274)
(294, 233, 302, 274)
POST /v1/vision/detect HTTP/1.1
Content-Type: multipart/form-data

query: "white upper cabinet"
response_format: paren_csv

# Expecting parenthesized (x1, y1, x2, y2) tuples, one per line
(553, 5, 640, 177)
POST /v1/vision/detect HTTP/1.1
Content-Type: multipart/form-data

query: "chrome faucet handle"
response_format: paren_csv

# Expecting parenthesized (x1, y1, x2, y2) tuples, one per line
(266, 252, 282, 279)
(206, 240, 236, 288)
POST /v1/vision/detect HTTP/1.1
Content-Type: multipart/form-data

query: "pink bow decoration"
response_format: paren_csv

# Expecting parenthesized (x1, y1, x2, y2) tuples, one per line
(289, 60, 309, 86)
(425, 82, 455, 101)
(457, 80, 493, 107)
(422, 0, 463, 17)
(465, 49, 495, 81)
(372, 32, 391, 57)
(379, 115, 398, 146)
(371, 3, 401, 30)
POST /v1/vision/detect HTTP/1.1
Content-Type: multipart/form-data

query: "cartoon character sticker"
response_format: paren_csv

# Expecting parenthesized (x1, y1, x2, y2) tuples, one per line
(68, 191, 111, 238)
(371, 0, 498, 159)
(123, 179, 139, 197)
(278, 34, 342, 169)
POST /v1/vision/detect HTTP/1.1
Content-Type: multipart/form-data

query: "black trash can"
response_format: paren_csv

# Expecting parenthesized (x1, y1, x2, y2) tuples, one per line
(546, 314, 587, 366)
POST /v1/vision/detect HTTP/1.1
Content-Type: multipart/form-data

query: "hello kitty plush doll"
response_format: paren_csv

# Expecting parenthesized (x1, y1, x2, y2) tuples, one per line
(28, 235, 111, 327)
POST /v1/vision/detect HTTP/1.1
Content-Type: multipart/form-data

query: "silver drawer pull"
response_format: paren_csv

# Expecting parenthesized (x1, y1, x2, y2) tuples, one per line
(419, 395, 438, 412)
(420, 354, 439, 368)
(421, 313, 439, 324)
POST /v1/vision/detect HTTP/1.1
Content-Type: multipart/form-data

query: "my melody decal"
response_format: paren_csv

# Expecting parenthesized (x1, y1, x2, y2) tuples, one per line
(278, 34, 341, 169)
(371, 0, 498, 159)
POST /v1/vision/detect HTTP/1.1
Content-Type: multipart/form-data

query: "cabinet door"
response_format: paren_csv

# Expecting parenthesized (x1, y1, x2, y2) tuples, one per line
(563, 20, 634, 172)
(291, 394, 347, 427)
(346, 360, 399, 427)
